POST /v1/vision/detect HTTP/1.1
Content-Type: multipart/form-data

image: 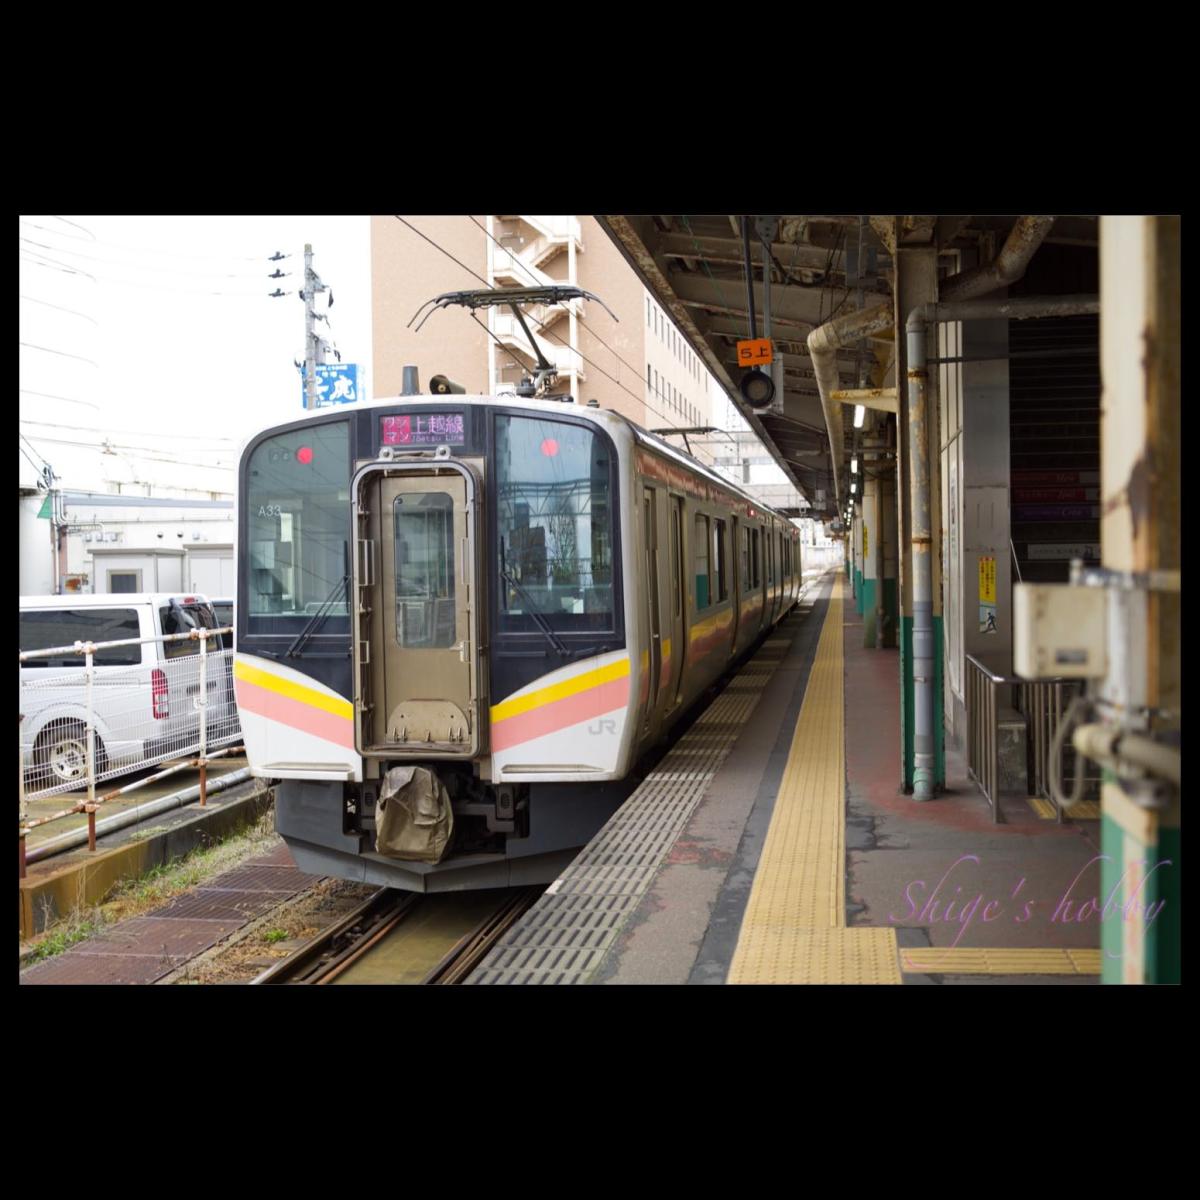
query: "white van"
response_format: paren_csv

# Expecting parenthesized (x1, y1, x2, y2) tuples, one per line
(19, 593, 235, 792)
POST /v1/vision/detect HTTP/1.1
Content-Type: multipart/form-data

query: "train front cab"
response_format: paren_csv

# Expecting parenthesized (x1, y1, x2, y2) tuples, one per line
(345, 407, 632, 889)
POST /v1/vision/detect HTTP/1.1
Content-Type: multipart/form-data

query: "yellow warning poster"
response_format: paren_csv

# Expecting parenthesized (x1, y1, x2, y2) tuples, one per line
(863, 521, 869, 560)
(979, 556, 996, 603)
(978, 555, 997, 633)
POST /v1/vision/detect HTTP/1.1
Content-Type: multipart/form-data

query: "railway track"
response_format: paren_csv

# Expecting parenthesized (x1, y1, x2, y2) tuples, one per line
(251, 886, 541, 985)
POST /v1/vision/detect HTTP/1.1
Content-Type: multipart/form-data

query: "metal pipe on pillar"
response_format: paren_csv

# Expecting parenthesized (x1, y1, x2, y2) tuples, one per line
(904, 292, 1101, 801)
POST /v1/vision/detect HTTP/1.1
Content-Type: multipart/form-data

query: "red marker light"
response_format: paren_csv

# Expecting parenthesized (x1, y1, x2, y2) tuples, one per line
(540, 438, 559, 457)
(296, 446, 314, 464)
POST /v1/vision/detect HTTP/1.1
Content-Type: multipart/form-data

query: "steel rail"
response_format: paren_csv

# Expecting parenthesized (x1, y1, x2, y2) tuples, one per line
(250, 888, 414, 985)
(421, 888, 543, 985)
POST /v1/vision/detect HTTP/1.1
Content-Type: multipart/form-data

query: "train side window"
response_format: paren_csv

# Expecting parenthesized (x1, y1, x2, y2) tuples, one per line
(693, 513, 710, 610)
(740, 525, 750, 591)
(714, 519, 728, 602)
(752, 528, 761, 588)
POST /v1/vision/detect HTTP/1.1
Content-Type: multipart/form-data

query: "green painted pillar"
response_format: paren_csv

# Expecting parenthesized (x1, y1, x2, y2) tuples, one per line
(863, 476, 878, 647)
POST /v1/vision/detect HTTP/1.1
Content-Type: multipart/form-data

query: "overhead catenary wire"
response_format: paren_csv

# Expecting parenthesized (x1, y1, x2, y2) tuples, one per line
(398, 216, 786, 482)
(21, 252, 265, 297)
(19, 418, 236, 442)
(19, 237, 267, 279)
(20, 341, 99, 367)
(399, 216, 694, 434)
(20, 249, 96, 280)
(20, 218, 267, 261)
(19, 294, 99, 324)
(18, 389, 101, 411)
(466, 215, 680, 401)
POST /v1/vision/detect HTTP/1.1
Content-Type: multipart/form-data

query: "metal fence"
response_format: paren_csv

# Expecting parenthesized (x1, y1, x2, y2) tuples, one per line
(20, 628, 241, 858)
(965, 654, 1099, 824)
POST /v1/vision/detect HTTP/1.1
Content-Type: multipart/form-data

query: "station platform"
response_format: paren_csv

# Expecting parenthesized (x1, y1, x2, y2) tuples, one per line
(470, 572, 1106, 984)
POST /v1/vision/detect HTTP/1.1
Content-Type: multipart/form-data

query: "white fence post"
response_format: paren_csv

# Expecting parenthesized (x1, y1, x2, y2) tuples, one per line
(84, 642, 97, 851)
(19, 711, 27, 880)
(198, 628, 208, 806)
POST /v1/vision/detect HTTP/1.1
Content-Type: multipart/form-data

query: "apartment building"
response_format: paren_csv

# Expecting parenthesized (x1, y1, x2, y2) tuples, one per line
(370, 216, 713, 463)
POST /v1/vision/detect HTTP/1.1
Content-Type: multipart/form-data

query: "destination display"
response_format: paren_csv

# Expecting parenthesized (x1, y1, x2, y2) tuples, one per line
(380, 412, 465, 446)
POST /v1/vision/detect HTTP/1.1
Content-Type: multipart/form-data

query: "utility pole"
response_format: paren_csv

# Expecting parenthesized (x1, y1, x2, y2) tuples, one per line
(302, 244, 329, 411)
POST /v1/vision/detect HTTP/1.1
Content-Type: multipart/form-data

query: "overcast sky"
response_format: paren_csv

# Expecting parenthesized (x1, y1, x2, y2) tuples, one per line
(19, 215, 372, 489)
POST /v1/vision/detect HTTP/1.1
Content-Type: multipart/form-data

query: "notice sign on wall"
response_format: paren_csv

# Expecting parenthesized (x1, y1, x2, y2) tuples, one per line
(863, 520, 869, 561)
(978, 555, 997, 634)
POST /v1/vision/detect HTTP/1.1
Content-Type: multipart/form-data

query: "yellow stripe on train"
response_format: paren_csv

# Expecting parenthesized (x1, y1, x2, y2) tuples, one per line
(234, 658, 354, 721)
(490, 657, 631, 724)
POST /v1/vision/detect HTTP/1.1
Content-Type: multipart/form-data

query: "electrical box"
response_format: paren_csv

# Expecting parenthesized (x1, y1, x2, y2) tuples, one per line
(1013, 583, 1107, 679)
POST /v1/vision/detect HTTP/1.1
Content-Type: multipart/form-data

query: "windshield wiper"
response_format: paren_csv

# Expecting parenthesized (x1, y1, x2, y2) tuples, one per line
(500, 567, 569, 657)
(287, 575, 349, 658)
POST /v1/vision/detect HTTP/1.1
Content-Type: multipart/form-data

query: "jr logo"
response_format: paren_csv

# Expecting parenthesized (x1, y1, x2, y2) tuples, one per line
(588, 718, 617, 736)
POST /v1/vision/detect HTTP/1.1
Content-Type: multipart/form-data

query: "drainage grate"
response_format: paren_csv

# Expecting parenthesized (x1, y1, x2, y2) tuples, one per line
(469, 615, 809, 985)
(21, 845, 316, 986)
(156, 888, 294, 922)
(21, 952, 182, 986)
(205, 864, 309, 892)
(77, 916, 242, 960)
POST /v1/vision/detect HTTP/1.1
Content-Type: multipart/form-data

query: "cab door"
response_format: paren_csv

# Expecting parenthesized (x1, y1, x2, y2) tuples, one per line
(370, 471, 478, 755)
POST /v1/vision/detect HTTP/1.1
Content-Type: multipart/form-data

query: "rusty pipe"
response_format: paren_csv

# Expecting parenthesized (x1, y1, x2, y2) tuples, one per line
(25, 768, 254, 864)
(939, 216, 1055, 302)
(807, 301, 894, 512)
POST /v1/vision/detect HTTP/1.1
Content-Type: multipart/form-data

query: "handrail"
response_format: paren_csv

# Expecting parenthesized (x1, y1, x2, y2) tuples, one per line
(20, 625, 232, 662)
(965, 655, 1095, 825)
(964, 653, 1074, 688)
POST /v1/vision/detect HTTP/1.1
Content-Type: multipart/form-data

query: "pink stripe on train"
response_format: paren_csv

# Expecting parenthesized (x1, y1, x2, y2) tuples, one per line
(491, 676, 630, 752)
(235, 677, 355, 749)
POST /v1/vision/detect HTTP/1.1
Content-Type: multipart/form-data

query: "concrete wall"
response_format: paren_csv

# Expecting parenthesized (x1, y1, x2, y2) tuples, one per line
(940, 304, 1012, 752)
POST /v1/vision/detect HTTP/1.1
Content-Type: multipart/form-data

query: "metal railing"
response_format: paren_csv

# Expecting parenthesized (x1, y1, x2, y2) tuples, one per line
(20, 626, 242, 872)
(965, 654, 1097, 824)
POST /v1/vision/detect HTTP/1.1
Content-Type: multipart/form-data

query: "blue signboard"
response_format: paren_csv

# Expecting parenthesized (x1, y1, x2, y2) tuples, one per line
(300, 363, 359, 408)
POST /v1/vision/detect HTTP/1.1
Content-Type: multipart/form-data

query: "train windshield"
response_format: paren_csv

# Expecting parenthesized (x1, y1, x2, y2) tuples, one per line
(495, 413, 614, 633)
(244, 420, 351, 631)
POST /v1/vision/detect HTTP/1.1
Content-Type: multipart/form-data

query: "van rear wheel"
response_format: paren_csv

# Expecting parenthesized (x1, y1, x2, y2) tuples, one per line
(34, 722, 108, 787)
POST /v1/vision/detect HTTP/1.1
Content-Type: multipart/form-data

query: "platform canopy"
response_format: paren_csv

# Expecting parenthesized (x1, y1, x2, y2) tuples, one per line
(597, 215, 1099, 519)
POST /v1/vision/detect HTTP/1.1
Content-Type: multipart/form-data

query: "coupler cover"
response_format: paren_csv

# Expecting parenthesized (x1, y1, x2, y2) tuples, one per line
(375, 766, 454, 863)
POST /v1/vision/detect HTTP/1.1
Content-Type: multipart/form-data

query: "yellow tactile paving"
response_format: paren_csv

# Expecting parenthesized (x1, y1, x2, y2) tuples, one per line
(900, 947, 1101, 975)
(733, 927, 902, 985)
(729, 578, 901, 985)
(1026, 795, 1101, 821)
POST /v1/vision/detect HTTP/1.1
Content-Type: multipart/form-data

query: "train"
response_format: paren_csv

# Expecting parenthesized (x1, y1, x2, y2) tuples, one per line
(234, 387, 803, 891)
